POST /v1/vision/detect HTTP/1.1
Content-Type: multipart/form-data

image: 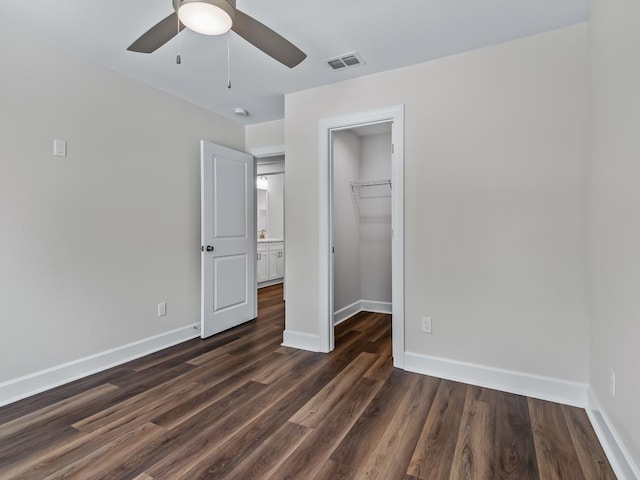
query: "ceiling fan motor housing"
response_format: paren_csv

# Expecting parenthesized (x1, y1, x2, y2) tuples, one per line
(172, 0, 237, 24)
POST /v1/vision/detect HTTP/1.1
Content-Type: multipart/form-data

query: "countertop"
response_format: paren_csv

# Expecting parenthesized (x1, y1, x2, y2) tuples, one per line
(257, 238, 283, 243)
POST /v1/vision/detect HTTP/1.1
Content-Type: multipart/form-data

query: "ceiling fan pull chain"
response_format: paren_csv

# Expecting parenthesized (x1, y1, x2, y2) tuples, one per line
(227, 32, 232, 89)
(176, 13, 182, 65)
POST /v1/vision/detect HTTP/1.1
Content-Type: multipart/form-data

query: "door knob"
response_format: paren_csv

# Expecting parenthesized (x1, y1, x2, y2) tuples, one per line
(201, 245, 215, 252)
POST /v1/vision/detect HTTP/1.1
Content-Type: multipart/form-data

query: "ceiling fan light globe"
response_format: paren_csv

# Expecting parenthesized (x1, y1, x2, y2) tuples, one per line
(178, 2, 233, 35)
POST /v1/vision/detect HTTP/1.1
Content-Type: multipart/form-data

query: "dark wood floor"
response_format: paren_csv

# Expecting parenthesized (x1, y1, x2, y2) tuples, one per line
(0, 285, 615, 479)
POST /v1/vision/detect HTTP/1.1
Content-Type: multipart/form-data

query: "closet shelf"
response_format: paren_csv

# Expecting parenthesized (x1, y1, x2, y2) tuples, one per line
(350, 179, 391, 222)
(349, 179, 391, 191)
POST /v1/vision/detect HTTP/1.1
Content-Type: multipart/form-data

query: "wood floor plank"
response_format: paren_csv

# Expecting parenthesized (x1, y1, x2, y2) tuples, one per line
(107, 361, 195, 390)
(367, 314, 393, 343)
(562, 405, 616, 480)
(269, 376, 384, 479)
(0, 384, 118, 441)
(363, 337, 393, 381)
(406, 379, 468, 479)
(0, 385, 122, 472)
(72, 380, 207, 432)
(314, 459, 355, 480)
(145, 381, 275, 479)
(213, 422, 311, 480)
(289, 351, 379, 428)
(132, 474, 154, 480)
(0, 426, 83, 478)
(448, 387, 496, 479)
(349, 374, 440, 480)
(149, 354, 282, 430)
(489, 389, 539, 480)
(186, 323, 281, 366)
(130, 331, 242, 372)
(335, 311, 374, 335)
(9, 382, 266, 479)
(0, 365, 129, 426)
(529, 397, 586, 480)
(181, 350, 274, 387)
(146, 350, 338, 480)
(168, 365, 333, 479)
(248, 348, 312, 385)
(5, 416, 162, 479)
(42, 422, 164, 480)
(330, 369, 414, 467)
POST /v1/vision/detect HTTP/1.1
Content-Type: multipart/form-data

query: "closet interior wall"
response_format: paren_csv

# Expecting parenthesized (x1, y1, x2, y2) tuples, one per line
(332, 129, 392, 323)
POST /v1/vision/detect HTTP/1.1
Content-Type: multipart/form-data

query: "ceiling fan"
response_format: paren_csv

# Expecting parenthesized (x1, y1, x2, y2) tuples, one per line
(128, 0, 307, 68)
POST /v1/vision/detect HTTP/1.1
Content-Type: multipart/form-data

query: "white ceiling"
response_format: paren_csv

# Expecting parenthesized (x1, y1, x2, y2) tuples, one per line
(0, 0, 588, 126)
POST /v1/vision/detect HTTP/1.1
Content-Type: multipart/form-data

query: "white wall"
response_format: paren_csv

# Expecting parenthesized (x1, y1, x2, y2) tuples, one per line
(285, 24, 589, 382)
(0, 23, 244, 383)
(588, 0, 640, 470)
(266, 174, 284, 239)
(359, 133, 392, 304)
(332, 131, 362, 312)
(246, 120, 285, 151)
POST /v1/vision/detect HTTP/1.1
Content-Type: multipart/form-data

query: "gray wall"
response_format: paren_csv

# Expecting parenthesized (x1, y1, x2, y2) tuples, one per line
(359, 133, 392, 304)
(285, 24, 589, 381)
(0, 22, 244, 382)
(246, 120, 284, 151)
(588, 0, 640, 468)
(332, 131, 362, 312)
(266, 174, 284, 240)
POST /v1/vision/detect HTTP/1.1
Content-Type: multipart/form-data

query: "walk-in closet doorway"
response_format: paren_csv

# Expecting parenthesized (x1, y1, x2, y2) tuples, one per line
(318, 106, 405, 367)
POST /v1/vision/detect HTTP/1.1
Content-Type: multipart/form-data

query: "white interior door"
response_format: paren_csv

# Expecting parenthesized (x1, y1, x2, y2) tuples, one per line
(201, 141, 256, 338)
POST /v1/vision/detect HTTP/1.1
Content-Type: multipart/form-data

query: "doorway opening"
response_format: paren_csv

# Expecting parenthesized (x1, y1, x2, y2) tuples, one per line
(251, 148, 286, 312)
(319, 106, 405, 367)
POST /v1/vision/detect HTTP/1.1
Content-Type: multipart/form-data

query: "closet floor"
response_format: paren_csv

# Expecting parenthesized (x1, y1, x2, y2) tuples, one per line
(0, 284, 615, 479)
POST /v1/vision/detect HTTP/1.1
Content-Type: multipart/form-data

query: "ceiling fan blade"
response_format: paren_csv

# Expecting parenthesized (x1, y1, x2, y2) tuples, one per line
(128, 12, 185, 53)
(232, 10, 306, 68)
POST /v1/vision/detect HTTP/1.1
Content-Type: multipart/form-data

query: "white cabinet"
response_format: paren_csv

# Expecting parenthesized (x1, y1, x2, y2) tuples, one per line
(268, 242, 285, 280)
(257, 244, 269, 283)
(258, 241, 284, 285)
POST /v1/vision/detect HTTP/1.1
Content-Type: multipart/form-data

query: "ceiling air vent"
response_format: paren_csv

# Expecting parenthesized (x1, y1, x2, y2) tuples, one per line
(325, 51, 366, 71)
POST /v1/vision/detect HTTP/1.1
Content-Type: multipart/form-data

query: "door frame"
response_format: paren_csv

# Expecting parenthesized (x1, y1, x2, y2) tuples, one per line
(248, 145, 286, 300)
(318, 105, 405, 368)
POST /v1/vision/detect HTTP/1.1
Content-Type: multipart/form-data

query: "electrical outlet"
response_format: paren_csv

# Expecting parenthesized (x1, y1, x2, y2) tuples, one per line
(158, 302, 167, 317)
(609, 369, 616, 397)
(53, 139, 67, 157)
(421, 316, 432, 334)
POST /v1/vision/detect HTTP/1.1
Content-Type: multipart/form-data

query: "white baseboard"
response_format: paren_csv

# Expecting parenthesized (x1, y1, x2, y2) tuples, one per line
(0, 324, 200, 407)
(360, 300, 392, 314)
(404, 351, 588, 407)
(586, 389, 640, 480)
(333, 300, 392, 326)
(258, 278, 284, 289)
(282, 329, 321, 352)
(334, 301, 362, 326)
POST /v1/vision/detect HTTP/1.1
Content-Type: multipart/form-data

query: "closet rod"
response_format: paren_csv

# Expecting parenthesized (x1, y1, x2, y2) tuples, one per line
(349, 179, 392, 190)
